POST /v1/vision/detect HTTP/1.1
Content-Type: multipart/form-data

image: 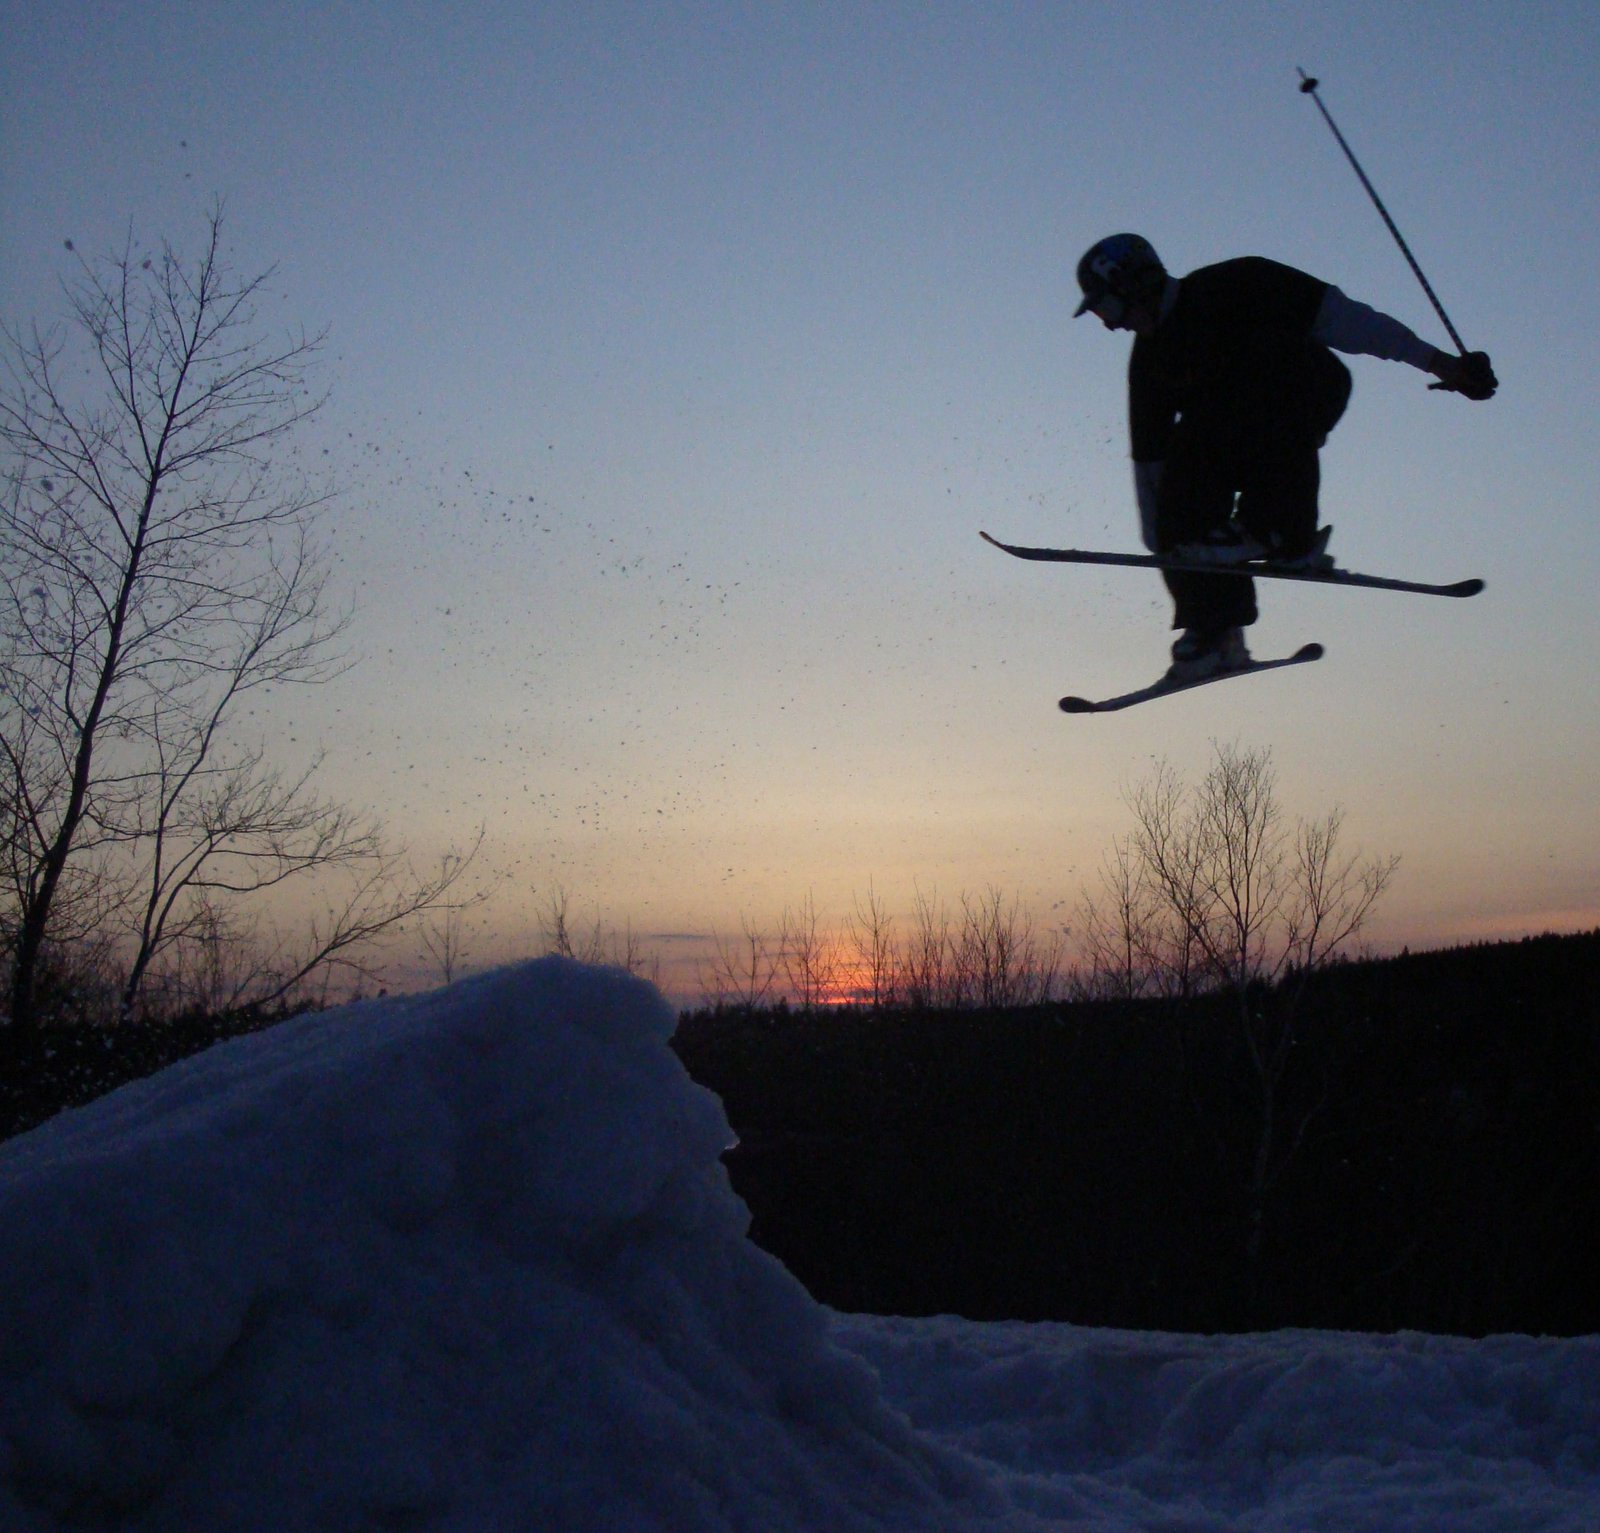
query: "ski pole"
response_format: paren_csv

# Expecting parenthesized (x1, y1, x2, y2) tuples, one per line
(1296, 67, 1469, 354)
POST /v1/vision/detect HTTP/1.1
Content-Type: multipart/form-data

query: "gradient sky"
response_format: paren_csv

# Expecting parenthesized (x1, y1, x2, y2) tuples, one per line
(4, 1, 1597, 996)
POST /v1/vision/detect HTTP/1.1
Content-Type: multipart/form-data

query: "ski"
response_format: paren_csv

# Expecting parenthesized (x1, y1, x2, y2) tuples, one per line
(1060, 643, 1324, 714)
(980, 530, 1483, 598)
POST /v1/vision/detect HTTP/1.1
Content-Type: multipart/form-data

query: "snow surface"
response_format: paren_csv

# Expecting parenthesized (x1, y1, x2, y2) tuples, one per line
(1, 958, 1595, 1532)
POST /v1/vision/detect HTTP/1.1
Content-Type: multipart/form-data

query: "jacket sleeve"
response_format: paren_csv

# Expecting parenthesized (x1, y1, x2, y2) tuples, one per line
(1313, 286, 1440, 369)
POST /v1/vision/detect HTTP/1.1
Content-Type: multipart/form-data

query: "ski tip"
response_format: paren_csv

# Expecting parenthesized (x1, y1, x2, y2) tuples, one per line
(1294, 642, 1325, 661)
(1453, 578, 1486, 597)
(1058, 696, 1098, 713)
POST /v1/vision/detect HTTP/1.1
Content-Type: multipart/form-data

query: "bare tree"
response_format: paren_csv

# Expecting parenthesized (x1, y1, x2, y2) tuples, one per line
(605, 920, 661, 986)
(1111, 746, 1397, 997)
(1074, 837, 1169, 1001)
(1, 207, 470, 1024)
(779, 891, 836, 1012)
(952, 885, 1065, 1009)
(541, 885, 601, 962)
(419, 902, 471, 987)
(699, 915, 780, 1014)
(1078, 742, 1398, 1311)
(538, 886, 659, 983)
(417, 847, 496, 986)
(898, 883, 954, 1011)
(268, 835, 484, 1008)
(1122, 760, 1212, 996)
(846, 881, 897, 1011)
(1285, 808, 1399, 978)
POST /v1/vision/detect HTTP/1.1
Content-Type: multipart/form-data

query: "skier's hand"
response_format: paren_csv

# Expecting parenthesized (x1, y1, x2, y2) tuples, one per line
(1428, 350, 1497, 400)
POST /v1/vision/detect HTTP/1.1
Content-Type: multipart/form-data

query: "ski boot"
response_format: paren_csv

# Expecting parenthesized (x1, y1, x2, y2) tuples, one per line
(1167, 626, 1251, 680)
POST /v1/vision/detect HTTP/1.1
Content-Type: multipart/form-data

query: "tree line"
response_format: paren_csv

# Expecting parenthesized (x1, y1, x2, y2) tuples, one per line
(571, 742, 1394, 1018)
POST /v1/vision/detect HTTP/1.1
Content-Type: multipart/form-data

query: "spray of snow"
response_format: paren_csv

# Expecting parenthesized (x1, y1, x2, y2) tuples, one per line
(2, 958, 1595, 1531)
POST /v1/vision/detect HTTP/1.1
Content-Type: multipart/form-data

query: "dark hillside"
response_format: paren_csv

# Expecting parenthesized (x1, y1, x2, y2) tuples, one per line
(673, 931, 1600, 1335)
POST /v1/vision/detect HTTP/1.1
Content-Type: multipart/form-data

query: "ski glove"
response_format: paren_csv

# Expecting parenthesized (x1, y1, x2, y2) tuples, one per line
(1430, 350, 1498, 401)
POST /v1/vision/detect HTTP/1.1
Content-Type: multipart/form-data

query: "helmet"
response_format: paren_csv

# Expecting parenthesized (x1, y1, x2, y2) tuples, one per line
(1073, 233, 1166, 318)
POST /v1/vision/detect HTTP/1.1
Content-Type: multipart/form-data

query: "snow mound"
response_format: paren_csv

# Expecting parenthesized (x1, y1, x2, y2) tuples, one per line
(0, 959, 985, 1532)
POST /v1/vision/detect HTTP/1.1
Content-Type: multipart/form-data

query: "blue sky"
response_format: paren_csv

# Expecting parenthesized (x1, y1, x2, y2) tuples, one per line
(4, 1, 1597, 991)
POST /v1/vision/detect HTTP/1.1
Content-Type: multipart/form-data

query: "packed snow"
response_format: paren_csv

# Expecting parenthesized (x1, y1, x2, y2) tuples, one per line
(1, 958, 1595, 1531)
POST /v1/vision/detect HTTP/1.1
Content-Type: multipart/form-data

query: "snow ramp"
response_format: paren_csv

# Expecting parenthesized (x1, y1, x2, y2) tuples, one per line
(0, 959, 1007, 1533)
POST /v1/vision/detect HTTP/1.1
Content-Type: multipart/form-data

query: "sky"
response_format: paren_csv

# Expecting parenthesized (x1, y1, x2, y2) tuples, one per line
(3, 1, 1598, 998)
(3, 957, 1595, 1529)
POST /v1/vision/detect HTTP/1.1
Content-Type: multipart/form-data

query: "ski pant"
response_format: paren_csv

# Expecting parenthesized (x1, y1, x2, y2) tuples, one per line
(1156, 349, 1352, 632)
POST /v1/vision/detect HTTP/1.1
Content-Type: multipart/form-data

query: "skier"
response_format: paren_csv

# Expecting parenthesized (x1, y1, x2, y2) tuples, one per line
(1072, 233, 1496, 678)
